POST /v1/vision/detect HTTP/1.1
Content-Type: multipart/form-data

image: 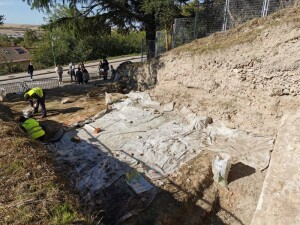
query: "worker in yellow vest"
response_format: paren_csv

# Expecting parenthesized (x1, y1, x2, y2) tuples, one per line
(19, 116, 45, 140)
(24, 87, 47, 118)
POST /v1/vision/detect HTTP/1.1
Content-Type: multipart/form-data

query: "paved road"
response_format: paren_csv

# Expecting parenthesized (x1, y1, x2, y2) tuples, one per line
(0, 55, 144, 84)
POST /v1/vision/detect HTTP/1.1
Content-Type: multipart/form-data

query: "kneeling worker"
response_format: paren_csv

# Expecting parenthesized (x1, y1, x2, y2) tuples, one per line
(24, 87, 47, 118)
(19, 116, 45, 140)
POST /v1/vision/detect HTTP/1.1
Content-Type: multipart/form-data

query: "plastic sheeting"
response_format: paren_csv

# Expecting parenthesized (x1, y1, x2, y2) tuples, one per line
(49, 92, 274, 223)
(205, 124, 274, 171)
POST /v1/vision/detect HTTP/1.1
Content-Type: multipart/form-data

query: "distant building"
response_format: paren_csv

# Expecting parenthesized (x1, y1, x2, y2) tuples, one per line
(0, 46, 32, 67)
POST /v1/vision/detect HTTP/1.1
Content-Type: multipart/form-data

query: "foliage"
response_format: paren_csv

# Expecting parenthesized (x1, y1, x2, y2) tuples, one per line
(23, 29, 39, 47)
(142, 0, 182, 31)
(0, 62, 24, 75)
(181, 0, 199, 17)
(24, 0, 167, 58)
(0, 35, 11, 46)
(0, 15, 4, 25)
(32, 27, 145, 68)
(52, 203, 78, 225)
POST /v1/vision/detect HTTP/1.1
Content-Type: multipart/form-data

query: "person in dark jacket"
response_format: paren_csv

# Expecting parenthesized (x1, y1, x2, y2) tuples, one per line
(76, 67, 84, 84)
(102, 58, 109, 80)
(28, 62, 34, 81)
(82, 68, 90, 84)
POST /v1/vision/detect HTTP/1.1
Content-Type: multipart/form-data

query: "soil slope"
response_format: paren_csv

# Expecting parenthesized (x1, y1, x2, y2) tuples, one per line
(132, 5, 300, 224)
(139, 6, 300, 137)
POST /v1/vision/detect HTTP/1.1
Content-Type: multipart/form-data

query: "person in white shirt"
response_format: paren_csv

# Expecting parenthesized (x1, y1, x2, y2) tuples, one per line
(55, 64, 64, 84)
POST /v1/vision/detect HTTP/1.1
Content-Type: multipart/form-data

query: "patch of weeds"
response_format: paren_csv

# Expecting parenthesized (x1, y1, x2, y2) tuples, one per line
(52, 203, 79, 225)
(10, 137, 32, 149)
(5, 160, 26, 174)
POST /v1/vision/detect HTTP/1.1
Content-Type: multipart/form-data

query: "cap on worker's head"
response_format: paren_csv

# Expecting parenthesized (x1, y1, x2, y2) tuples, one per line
(24, 93, 29, 101)
(19, 116, 27, 122)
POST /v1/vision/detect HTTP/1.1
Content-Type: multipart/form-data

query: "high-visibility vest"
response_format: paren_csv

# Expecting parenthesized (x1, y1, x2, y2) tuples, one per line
(22, 118, 45, 139)
(25, 87, 43, 99)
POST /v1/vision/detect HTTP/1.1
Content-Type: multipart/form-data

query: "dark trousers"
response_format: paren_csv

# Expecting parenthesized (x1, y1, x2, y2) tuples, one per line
(69, 70, 76, 82)
(29, 72, 33, 79)
(103, 69, 108, 80)
(30, 92, 46, 117)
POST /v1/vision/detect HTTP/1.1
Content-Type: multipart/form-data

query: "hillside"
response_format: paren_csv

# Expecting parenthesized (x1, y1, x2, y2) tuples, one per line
(0, 23, 41, 37)
(138, 6, 300, 137)
(129, 6, 300, 224)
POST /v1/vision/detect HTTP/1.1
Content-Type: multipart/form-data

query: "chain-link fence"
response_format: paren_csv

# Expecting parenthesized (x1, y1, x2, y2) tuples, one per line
(224, 0, 295, 29)
(155, 0, 297, 56)
(0, 79, 59, 94)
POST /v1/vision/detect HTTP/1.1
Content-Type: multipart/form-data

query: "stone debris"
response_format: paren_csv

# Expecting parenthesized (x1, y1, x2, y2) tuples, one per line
(61, 98, 71, 104)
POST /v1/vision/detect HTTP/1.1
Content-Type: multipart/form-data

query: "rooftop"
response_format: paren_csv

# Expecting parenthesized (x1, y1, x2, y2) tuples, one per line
(0, 46, 31, 64)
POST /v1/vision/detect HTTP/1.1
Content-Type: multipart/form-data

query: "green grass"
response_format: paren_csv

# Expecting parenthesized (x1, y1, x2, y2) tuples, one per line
(52, 203, 79, 225)
(0, 120, 92, 225)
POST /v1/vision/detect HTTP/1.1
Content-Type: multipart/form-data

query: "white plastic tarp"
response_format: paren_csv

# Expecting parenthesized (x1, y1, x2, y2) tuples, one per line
(51, 91, 274, 198)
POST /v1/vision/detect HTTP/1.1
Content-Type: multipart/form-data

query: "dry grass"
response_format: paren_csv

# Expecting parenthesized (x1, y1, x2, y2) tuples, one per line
(0, 120, 91, 225)
(173, 6, 300, 55)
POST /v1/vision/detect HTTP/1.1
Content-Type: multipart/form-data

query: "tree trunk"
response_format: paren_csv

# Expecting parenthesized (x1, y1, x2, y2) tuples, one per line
(144, 14, 156, 60)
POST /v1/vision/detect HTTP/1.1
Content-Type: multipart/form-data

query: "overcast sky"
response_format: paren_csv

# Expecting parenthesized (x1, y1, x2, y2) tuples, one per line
(0, 0, 46, 25)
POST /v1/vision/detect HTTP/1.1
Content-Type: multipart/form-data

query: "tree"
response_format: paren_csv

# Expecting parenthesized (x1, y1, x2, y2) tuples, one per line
(0, 15, 5, 25)
(30, 3, 145, 68)
(23, 29, 39, 47)
(24, 0, 183, 59)
(142, 0, 181, 50)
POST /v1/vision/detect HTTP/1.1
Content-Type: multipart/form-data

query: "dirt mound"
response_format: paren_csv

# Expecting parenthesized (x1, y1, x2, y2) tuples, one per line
(137, 6, 300, 137)
(130, 5, 300, 224)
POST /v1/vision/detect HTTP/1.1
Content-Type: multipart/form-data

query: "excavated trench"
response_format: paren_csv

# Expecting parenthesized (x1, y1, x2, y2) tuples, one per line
(42, 90, 273, 225)
(2, 82, 274, 225)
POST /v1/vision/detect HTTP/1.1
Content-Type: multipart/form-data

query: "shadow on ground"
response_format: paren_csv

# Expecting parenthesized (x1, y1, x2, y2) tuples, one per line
(47, 127, 246, 225)
(228, 162, 256, 183)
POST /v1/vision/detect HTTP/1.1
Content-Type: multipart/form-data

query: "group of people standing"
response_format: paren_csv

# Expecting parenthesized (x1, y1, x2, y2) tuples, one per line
(28, 58, 115, 84)
(68, 62, 90, 84)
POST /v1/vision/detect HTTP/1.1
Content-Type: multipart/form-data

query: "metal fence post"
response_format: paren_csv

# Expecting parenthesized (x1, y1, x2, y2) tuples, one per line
(141, 39, 144, 62)
(262, 0, 270, 17)
(193, 1, 200, 39)
(222, 0, 230, 32)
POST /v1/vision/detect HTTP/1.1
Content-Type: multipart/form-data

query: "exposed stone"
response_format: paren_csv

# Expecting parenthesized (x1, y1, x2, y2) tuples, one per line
(61, 98, 71, 104)
(270, 88, 283, 96)
(233, 69, 243, 73)
(282, 89, 290, 95)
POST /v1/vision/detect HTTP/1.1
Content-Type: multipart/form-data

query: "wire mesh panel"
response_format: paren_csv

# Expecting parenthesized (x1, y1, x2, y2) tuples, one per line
(0, 82, 25, 94)
(0, 79, 59, 94)
(267, 0, 295, 14)
(155, 31, 167, 56)
(226, 0, 264, 28)
(25, 79, 59, 90)
(224, 0, 297, 29)
(173, 18, 195, 48)
(195, 2, 225, 37)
